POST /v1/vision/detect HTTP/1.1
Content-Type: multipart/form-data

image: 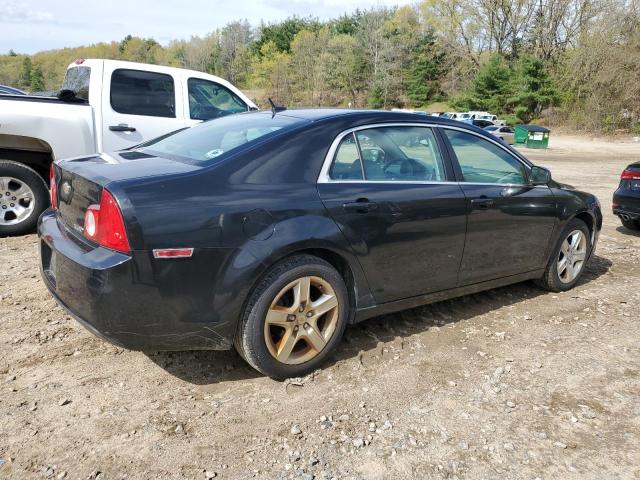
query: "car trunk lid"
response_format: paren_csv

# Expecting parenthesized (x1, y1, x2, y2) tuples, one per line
(53, 151, 201, 238)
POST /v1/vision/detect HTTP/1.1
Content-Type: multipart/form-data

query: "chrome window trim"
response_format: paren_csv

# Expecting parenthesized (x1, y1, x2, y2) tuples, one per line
(317, 122, 542, 187)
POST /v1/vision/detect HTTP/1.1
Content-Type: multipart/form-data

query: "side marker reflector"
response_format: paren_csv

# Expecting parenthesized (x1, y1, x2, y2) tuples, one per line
(153, 248, 194, 259)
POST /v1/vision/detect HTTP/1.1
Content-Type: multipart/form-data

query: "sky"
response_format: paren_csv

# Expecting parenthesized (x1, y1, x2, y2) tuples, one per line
(0, 0, 413, 54)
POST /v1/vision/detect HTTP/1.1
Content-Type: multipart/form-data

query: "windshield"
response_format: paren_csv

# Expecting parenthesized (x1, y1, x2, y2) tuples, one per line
(459, 113, 471, 119)
(140, 112, 306, 163)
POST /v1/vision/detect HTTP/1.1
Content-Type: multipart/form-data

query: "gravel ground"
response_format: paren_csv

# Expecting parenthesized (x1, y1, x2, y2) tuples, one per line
(1, 135, 639, 480)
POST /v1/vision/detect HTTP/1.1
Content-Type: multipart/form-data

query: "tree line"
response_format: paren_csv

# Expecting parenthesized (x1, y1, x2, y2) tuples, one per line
(1, 0, 638, 132)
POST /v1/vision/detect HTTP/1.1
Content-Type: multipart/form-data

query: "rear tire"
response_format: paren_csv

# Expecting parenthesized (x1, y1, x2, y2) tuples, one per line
(0, 160, 49, 237)
(235, 254, 349, 380)
(536, 218, 591, 292)
(621, 218, 640, 230)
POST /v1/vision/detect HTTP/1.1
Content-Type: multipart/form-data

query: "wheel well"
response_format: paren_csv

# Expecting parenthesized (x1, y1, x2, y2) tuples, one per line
(0, 147, 53, 181)
(293, 248, 358, 323)
(575, 212, 594, 238)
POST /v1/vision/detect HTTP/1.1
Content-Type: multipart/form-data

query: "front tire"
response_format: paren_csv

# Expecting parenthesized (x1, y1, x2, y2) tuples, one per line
(235, 254, 349, 379)
(0, 160, 49, 236)
(536, 218, 591, 292)
(621, 218, 640, 230)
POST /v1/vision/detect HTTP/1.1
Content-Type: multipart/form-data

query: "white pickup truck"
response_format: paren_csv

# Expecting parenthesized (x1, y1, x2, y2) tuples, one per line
(0, 59, 257, 235)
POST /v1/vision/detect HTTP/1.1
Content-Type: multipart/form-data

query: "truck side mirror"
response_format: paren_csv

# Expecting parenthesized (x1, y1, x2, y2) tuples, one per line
(530, 166, 551, 185)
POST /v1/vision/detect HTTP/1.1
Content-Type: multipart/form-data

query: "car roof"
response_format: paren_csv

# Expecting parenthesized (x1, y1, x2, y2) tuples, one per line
(271, 108, 472, 128)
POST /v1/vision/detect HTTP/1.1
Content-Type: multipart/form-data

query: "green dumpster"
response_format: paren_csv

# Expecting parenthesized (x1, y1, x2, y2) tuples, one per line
(514, 125, 550, 149)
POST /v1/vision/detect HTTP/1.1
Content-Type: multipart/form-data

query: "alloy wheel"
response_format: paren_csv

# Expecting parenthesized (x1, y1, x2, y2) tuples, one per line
(264, 276, 340, 365)
(557, 229, 587, 283)
(0, 177, 35, 226)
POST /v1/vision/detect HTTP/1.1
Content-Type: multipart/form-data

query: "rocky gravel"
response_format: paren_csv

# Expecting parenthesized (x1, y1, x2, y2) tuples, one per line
(1, 135, 639, 479)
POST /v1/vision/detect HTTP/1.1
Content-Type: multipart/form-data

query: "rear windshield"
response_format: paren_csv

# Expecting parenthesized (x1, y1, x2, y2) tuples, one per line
(140, 113, 306, 164)
(62, 66, 91, 100)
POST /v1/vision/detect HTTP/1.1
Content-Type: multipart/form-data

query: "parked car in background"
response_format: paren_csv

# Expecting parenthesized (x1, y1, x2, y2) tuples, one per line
(0, 85, 26, 95)
(40, 109, 602, 379)
(613, 162, 640, 230)
(0, 58, 256, 236)
(485, 125, 515, 144)
(464, 119, 495, 128)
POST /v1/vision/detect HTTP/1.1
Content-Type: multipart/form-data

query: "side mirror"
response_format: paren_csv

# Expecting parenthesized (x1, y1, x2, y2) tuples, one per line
(530, 166, 551, 185)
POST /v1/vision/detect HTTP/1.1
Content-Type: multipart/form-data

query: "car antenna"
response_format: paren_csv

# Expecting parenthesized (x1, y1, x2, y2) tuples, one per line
(268, 97, 286, 117)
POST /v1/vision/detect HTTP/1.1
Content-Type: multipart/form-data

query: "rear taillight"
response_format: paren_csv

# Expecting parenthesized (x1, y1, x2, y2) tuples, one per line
(83, 189, 130, 253)
(621, 169, 640, 180)
(49, 164, 57, 210)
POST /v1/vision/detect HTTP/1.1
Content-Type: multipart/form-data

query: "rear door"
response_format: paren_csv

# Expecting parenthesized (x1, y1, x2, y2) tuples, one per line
(102, 64, 185, 152)
(317, 124, 467, 304)
(441, 128, 557, 285)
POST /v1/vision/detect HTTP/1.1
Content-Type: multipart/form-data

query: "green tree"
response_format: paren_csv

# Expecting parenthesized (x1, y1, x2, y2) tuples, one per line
(454, 54, 511, 112)
(256, 17, 321, 53)
(509, 55, 558, 122)
(407, 33, 445, 107)
(20, 56, 32, 89)
(29, 64, 45, 91)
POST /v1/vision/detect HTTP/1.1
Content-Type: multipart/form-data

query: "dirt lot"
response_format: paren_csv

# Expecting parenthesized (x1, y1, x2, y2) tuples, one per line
(1, 134, 639, 480)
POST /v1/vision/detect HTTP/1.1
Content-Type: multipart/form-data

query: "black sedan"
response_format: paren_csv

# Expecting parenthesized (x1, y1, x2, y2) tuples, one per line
(613, 162, 640, 230)
(39, 109, 602, 379)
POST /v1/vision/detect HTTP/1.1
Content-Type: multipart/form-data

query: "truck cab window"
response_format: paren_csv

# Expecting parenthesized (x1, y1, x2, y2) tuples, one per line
(110, 69, 176, 118)
(188, 78, 248, 121)
(62, 66, 91, 100)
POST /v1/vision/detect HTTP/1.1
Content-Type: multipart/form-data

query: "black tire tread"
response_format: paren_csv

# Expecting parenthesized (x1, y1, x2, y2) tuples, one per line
(535, 218, 590, 292)
(234, 254, 347, 379)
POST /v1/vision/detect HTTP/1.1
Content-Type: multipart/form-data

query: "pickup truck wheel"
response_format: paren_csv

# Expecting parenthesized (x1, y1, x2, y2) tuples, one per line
(0, 160, 49, 236)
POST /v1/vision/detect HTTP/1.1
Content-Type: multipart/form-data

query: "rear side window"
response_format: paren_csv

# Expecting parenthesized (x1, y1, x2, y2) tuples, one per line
(444, 129, 526, 184)
(330, 134, 364, 180)
(110, 69, 175, 118)
(62, 66, 91, 100)
(188, 78, 247, 120)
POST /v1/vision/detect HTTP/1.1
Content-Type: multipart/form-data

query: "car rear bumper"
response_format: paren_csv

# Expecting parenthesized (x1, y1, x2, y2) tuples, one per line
(38, 210, 235, 351)
(613, 188, 640, 220)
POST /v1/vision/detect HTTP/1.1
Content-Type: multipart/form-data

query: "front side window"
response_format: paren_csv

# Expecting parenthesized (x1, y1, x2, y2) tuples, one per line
(188, 78, 247, 120)
(110, 69, 175, 118)
(355, 126, 446, 181)
(444, 129, 527, 184)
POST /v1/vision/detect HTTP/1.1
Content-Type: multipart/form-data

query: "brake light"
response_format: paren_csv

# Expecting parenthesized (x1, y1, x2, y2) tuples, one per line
(621, 169, 640, 180)
(49, 164, 57, 210)
(83, 189, 130, 253)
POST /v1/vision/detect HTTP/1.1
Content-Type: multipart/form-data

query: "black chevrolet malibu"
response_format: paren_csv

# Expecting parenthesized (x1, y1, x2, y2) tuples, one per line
(40, 110, 602, 379)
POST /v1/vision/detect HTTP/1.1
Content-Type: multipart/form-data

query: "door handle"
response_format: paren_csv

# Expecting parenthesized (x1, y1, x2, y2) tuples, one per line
(470, 198, 494, 210)
(343, 199, 378, 213)
(109, 124, 137, 132)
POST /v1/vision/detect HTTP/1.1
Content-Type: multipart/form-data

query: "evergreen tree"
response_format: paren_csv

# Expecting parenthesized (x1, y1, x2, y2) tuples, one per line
(20, 56, 32, 90)
(509, 55, 558, 122)
(29, 64, 45, 91)
(406, 33, 444, 107)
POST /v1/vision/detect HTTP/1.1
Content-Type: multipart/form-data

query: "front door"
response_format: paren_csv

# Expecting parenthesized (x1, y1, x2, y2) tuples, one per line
(441, 128, 557, 285)
(318, 125, 467, 303)
(102, 65, 185, 152)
